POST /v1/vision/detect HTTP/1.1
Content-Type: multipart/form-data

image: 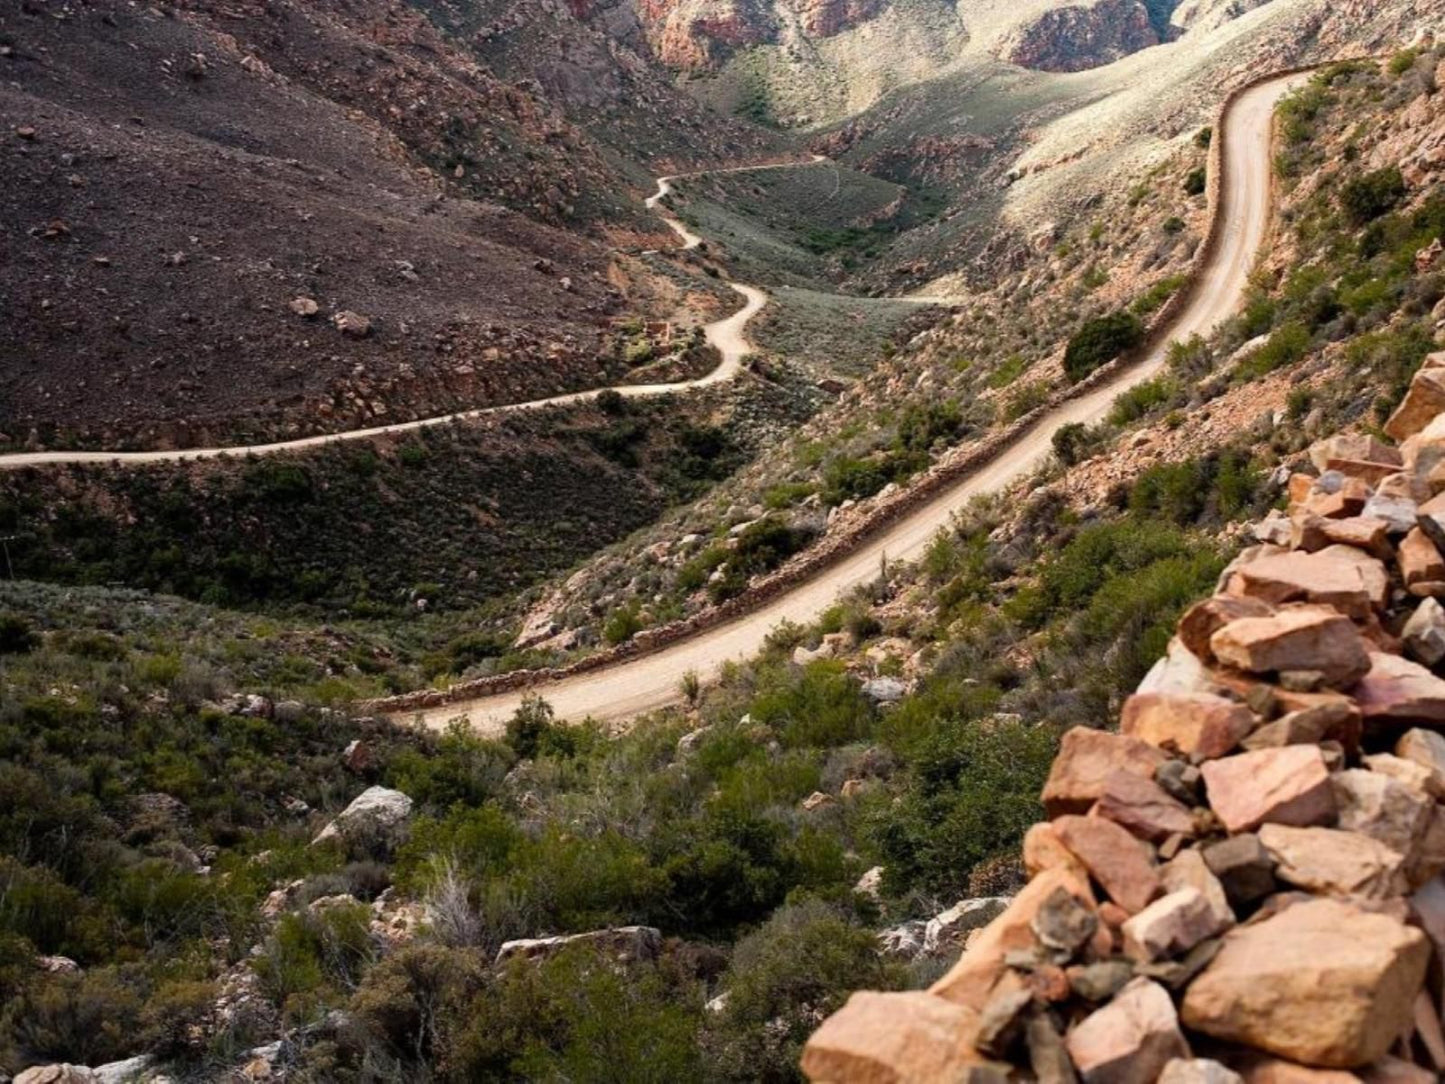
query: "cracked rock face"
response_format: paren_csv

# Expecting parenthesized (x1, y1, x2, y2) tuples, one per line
(994, 0, 1162, 73)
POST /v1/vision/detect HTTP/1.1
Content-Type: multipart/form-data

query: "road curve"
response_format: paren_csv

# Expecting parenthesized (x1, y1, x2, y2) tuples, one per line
(0, 166, 811, 471)
(406, 72, 1306, 734)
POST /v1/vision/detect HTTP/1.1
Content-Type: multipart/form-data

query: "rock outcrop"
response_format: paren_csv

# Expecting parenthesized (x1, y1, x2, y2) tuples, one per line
(995, 0, 1162, 73)
(311, 786, 413, 848)
(803, 366, 1445, 1080)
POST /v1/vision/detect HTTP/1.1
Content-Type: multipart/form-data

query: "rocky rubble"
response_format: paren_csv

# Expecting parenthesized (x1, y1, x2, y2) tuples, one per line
(803, 358, 1445, 1080)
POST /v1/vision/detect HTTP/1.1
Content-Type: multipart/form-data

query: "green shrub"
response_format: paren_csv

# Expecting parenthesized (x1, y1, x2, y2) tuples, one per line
(0, 612, 37, 654)
(455, 946, 702, 1082)
(749, 661, 874, 749)
(1051, 422, 1092, 467)
(870, 716, 1054, 897)
(708, 901, 898, 1081)
(1108, 376, 1176, 426)
(822, 456, 891, 504)
(506, 696, 583, 760)
(1063, 312, 1145, 381)
(253, 900, 377, 1007)
(1131, 275, 1187, 317)
(1340, 167, 1406, 226)
(603, 602, 645, 645)
(1183, 167, 1206, 196)
(1388, 48, 1420, 76)
(987, 354, 1028, 389)
(1233, 322, 1311, 382)
(5, 969, 144, 1067)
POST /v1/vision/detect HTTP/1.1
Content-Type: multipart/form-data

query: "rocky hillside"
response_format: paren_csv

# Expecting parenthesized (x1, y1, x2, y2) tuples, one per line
(994, 0, 1166, 73)
(0, 0, 770, 449)
(804, 385, 1445, 1079)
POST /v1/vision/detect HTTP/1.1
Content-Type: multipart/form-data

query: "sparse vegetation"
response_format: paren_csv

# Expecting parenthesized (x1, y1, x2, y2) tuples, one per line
(1063, 311, 1145, 381)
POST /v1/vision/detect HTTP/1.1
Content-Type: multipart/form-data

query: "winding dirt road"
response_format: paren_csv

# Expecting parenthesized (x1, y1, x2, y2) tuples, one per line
(405, 72, 1306, 734)
(0, 169, 799, 472)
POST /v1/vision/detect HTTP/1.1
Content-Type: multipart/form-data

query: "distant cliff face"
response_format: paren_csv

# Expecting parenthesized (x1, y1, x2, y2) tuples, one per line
(623, 0, 888, 68)
(994, 0, 1162, 72)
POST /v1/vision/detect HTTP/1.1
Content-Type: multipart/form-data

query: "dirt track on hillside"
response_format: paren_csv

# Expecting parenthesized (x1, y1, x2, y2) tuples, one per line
(0, 163, 831, 471)
(402, 73, 1306, 734)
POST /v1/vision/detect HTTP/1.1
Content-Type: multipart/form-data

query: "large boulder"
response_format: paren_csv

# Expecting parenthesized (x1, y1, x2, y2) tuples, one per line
(311, 786, 414, 848)
(1209, 606, 1371, 689)
(15, 1069, 98, 1084)
(1223, 552, 1383, 618)
(1353, 651, 1445, 728)
(1385, 366, 1445, 441)
(1331, 769, 1431, 857)
(1199, 747, 1336, 833)
(1402, 597, 1445, 665)
(1399, 529, 1445, 596)
(1093, 771, 1196, 843)
(931, 867, 1094, 1010)
(1257, 824, 1409, 899)
(495, 926, 662, 967)
(1053, 815, 1160, 914)
(802, 990, 993, 1082)
(1181, 898, 1429, 1068)
(1065, 978, 1190, 1084)
(1178, 596, 1274, 663)
(93, 1057, 154, 1084)
(1041, 727, 1168, 816)
(1395, 729, 1445, 797)
(1307, 434, 1402, 484)
(1121, 886, 1231, 964)
(1121, 692, 1255, 759)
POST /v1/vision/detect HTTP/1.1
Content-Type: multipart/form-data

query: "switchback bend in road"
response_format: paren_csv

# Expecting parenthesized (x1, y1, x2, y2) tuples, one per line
(401, 72, 1308, 734)
(0, 161, 840, 471)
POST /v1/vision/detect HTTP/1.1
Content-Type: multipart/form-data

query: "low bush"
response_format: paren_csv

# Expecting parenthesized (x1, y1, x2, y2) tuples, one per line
(1063, 312, 1145, 381)
(1340, 167, 1406, 226)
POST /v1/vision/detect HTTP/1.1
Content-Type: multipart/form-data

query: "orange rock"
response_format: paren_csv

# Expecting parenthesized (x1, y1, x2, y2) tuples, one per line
(1287, 472, 1316, 506)
(1098, 901, 1131, 929)
(1354, 652, 1445, 729)
(1023, 821, 1087, 877)
(1121, 886, 1231, 963)
(1121, 692, 1254, 759)
(1258, 824, 1410, 899)
(1394, 729, 1445, 797)
(801, 990, 991, 1083)
(930, 867, 1094, 1011)
(1182, 898, 1430, 1069)
(1386, 366, 1445, 441)
(1178, 595, 1274, 663)
(1210, 606, 1371, 689)
(1092, 770, 1196, 843)
(1054, 814, 1160, 914)
(1400, 528, 1445, 596)
(1332, 768, 1432, 857)
(1200, 746, 1336, 833)
(1223, 551, 1381, 618)
(1308, 434, 1403, 485)
(1303, 483, 1370, 520)
(1065, 978, 1189, 1084)
(1041, 727, 1167, 817)
(1289, 514, 1393, 560)
(1229, 1051, 1365, 1082)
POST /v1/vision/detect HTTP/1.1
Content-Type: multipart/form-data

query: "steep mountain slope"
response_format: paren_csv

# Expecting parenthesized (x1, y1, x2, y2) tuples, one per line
(4, 35, 1445, 1084)
(0, 0, 775, 450)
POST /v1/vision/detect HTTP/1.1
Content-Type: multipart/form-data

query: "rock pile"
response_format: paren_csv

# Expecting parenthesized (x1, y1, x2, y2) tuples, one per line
(802, 357, 1445, 1082)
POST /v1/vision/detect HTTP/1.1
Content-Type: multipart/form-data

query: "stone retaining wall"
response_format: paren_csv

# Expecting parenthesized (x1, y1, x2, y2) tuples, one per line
(801, 357, 1445, 1080)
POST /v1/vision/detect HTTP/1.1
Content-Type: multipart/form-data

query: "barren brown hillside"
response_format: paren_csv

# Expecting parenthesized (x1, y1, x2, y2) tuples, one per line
(0, 0, 769, 450)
